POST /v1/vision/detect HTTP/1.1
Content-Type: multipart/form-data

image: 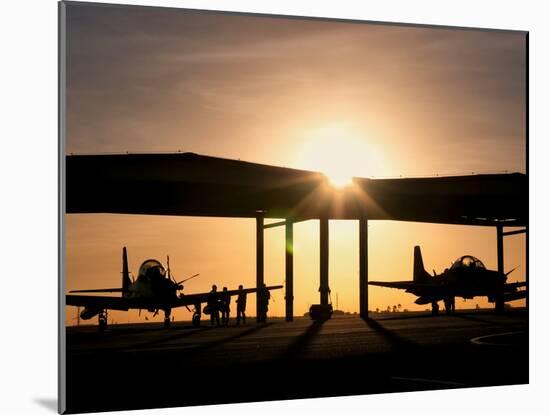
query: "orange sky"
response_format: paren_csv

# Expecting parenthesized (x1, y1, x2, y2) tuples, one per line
(64, 4, 526, 325)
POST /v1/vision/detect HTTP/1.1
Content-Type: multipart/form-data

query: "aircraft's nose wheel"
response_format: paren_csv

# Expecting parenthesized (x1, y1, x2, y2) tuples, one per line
(163, 309, 172, 328)
(443, 297, 455, 315)
(192, 303, 201, 327)
(98, 310, 108, 332)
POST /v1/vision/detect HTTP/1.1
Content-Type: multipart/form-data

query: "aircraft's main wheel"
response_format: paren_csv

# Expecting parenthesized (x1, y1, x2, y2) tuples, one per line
(494, 289, 505, 314)
(98, 311, 108, 332)
(431, 302, 440, 316)
(192, 313, 201, 327)
(164, 318, 171, 328)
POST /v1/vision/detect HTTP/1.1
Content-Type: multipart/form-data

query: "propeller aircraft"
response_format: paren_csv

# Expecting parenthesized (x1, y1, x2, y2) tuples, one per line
(368, 246, 526, 315)
(66, 247, 282, 330)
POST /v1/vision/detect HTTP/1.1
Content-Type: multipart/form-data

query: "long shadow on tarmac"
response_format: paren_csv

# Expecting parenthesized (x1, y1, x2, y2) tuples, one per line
(373, 313, 436, 322)
(184, 322, 274, 356)
(364, 318, 417, 350)
(115, 326, 213, 352)
(65, 316, 529, 414)
(281, 320, 325, 359)
(112, 322, 275, 354)
(67, 326, 214, 354)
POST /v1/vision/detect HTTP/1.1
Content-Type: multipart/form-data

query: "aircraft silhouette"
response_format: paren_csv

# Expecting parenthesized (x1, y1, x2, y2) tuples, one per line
(66, 247, 282, 330)
(368, 246, 526, 315)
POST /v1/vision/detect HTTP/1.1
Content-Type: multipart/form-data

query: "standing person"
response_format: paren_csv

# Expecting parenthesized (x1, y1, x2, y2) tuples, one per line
(235, 285, 247, 325)
(258, 283, 271, 323)
(206, 284, 220, 326)
(220, 287, 231, 326)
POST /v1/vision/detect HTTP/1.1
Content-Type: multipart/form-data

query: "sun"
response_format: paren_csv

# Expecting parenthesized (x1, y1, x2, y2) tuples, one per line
(295, 124, 385, 187)
(324, 161, 355, 188)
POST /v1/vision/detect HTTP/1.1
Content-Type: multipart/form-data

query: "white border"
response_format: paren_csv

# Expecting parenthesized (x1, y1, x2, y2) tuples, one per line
(1, 1, 548, 414)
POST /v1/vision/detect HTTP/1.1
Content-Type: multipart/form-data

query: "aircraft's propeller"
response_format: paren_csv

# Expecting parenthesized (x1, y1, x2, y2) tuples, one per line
(167, 255, 182, 288)
(176, 273, 200, 286)
(505, 266, 519, 277)
(166, 255, 200, 292)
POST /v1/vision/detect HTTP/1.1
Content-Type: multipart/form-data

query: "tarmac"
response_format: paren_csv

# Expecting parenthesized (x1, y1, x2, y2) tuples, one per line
(65, 309, 528, 413)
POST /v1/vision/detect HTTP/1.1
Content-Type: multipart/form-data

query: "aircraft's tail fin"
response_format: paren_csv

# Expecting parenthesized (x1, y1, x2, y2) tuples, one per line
(122, 246, 131, 294)
(413, 246, 432, 282)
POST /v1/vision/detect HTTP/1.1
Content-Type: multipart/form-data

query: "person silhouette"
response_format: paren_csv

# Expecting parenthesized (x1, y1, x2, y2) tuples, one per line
(258, 283, 271, 323)
(235, 285, 247, 325)
(207, 284, 220, 326)
(220, 286, 231, 326)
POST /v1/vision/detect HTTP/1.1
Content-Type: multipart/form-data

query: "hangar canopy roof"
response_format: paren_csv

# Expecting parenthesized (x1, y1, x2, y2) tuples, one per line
(66, 153, 527, 226)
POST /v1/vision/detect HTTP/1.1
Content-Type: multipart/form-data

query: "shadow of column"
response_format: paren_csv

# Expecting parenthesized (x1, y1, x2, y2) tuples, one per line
(363, 318, 417, 350)
(280, 320, 325, 359)
(186, 322, 274, 356)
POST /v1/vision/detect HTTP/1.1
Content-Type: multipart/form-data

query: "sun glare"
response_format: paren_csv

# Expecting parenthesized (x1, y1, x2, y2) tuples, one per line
(295, 124, 386, 187)
(326, 166, 354, 188)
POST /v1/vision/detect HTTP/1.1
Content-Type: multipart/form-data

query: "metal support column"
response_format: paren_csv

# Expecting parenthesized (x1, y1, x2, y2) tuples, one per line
(497, 223, 504, 275)
(285, 220, 294, 321)
(495, 222, 504, 313)
(319, 218, 330, 306)
(359, 217, 369, 319)
(256, 214, 264, 322)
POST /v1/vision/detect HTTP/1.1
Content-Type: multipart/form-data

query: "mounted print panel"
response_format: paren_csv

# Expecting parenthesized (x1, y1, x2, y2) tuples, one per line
(59, 1, 528, 413)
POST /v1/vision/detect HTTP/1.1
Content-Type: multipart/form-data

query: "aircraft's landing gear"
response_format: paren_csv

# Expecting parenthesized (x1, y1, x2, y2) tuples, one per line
(98, 310, 108, 332)
(192, 303, 201, 327)
(431, 301, 440, 316)
(444, 296, 455, 315)
(491, 288, 505, 314)
(164, 308, 171, 328)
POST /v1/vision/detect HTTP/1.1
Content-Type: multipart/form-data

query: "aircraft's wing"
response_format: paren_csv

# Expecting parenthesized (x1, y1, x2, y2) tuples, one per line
(368, 281, 443, 298)
(503, 290, 527, 302)
(503, 279, 527, 303)
(66, 294, 130, 311)
(506, 281, 527, 289)
(67, 285, 284, 310)
(70, 288, 124, 293)
(368, 281, 417, 290)
(173, 285, 283, 307)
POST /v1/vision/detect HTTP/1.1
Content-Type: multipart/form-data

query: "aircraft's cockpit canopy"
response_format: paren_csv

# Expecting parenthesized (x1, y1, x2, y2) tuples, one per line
(138, 259, 167, 279)
(450, 255, 486, 270)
